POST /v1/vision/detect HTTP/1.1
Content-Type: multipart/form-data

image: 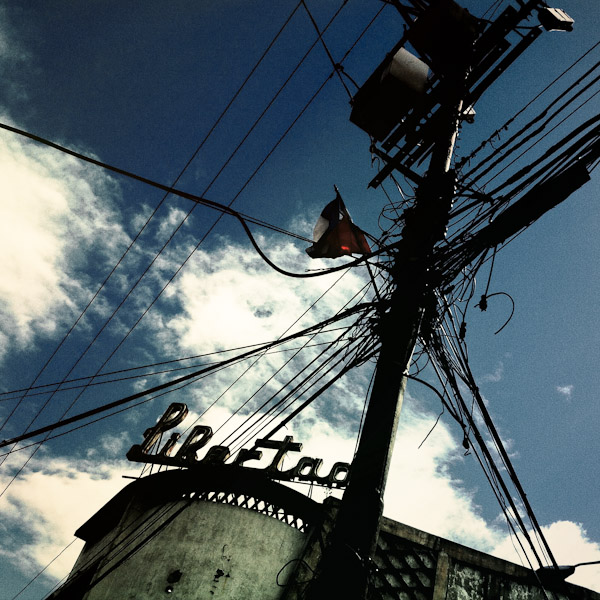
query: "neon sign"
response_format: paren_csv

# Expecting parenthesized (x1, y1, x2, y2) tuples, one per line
(127, 403, 351, 488)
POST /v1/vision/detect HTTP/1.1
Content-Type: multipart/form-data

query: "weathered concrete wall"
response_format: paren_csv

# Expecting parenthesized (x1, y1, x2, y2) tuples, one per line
(51, 474, 600, 600)
(370, 517, 600, 600)
(49, 468, 321, 600)
(80, 499, 306, 599)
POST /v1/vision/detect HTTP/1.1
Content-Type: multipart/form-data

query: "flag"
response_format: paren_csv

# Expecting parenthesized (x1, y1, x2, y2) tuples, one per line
(306, 188, 371, 259)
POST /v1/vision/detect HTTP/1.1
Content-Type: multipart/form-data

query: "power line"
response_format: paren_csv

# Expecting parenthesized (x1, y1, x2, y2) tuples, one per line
(0, 336, 354, 402)
(0, 3, 390, 489)
(457, 39, 600, 172)
(186, 270, 362, 441)
(223, 303, 378, 453)
(0, 302, 373, 451)
(0, 2, 306, 440)
(301, 0, 354, 100)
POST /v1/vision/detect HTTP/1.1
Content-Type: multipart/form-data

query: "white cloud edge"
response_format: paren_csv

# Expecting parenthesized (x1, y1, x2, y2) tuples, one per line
(556, 384, 574, 400)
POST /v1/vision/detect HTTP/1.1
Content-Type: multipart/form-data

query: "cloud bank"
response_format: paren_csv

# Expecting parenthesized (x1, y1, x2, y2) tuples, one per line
(0, 126, 128, 364)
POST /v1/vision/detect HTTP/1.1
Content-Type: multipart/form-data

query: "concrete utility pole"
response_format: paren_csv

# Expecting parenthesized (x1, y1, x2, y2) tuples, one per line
(304, 2, 585, 597)
(305, 74, 468, 600)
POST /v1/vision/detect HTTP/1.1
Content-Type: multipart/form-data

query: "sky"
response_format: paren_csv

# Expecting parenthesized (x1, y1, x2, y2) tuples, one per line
(0, 1, 599, 598)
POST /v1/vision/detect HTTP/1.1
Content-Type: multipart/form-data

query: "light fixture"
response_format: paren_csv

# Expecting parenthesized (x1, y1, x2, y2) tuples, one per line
(536, 560, 600, 583)
(538, 8, 574, 32)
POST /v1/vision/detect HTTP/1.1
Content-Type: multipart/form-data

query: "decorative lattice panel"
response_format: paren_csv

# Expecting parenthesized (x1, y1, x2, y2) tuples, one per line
(180, 489, 308, 532)
(369, 530, 438, 600)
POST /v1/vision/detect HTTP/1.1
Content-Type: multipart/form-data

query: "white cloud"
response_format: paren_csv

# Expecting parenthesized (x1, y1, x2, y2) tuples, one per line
(480, 361, 504, 383)
(384, 403, 502, 550)
(162, 237, 367, 356)
(98, 431, 131, 457)
(493, 520, 600, 592)
(0, 452, 136, 584)
(556, 384, 574, 400)
(157, 206, 190, 238)
(0, 125, 129, 361)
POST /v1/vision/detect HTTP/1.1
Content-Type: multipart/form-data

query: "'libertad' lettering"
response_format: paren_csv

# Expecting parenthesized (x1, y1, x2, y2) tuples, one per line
(126, 403, 351, 488)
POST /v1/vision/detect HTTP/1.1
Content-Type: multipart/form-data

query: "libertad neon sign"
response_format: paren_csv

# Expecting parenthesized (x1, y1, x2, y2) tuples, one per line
(127, 403, 351, 488)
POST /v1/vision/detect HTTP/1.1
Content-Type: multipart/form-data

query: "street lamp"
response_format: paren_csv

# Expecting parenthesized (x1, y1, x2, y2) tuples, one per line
(538, 7, 574, 32)
(536, 560, 600, 584)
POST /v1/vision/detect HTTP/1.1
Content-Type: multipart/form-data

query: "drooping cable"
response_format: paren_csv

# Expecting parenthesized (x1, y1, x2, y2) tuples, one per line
(0, 1, 305, 440)
(0, 302, 372, 451)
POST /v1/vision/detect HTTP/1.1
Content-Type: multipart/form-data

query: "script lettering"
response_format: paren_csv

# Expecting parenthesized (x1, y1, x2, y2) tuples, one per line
(126, 403, 351, 488)
(175, 425, 213, 464)
(127, 402, 188, 461)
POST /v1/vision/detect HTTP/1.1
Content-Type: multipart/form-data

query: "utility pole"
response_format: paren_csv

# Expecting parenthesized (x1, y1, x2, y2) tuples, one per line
(305, 69, 468, 600)
(304, 2, 584, 598)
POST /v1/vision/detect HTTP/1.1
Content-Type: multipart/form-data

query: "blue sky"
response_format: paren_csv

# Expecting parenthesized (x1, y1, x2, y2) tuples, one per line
(0, 1, 599, 598)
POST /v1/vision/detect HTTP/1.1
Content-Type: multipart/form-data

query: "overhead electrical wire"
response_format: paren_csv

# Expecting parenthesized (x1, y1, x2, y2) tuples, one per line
(5, 0, 383, 422)
(246, 345, 377, 453)
(0, 302, 373, 451)
(2, 29, 396, 568)
(421, 319, 555, 583)
(226, 342, 357, 454)
(9, 539, 79, 600)
(185, 274, 380, 454)
(0, 123, 315, 246)
(0, 337, 357, 402)
(476, 88, 600, 194)
(386, 147, 583, 576)
(0, 336, 332, 460)
(457, 38, 600, 172)
(224, 314, 379, 453)
(301, 0, 354, 100)
(9, 324, 376, 596)
(451, 49, 600, 252)
(425, 302, 560, 574)
(0, 1, 306, 441)
(0, 0, 322, 445)
(454, 87, 599, 236)
(213, 277, 381, 453)
(429, 335, 543, 567)
(0, 0, 389, 479)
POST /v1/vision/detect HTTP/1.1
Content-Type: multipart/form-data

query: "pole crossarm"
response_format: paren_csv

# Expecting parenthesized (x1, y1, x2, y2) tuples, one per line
(368, 0, 546, 189)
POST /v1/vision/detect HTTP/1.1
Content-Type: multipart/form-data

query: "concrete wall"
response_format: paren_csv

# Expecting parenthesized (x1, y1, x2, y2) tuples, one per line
(78, 499, 306, 599)
(49, 468, 321, 600)
(282, 501, 600, 600)
(372, 517, 600, 600)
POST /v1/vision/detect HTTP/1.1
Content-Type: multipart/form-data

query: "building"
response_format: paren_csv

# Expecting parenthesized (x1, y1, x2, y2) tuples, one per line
(48, 465, 600, 600)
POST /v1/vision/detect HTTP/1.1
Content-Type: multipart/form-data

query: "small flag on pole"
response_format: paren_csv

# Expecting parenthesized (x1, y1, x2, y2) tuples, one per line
(306, 187, 371, 259)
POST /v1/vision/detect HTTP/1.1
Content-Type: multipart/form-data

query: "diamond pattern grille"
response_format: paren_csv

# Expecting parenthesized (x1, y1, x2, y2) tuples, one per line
(369, 530, 437, 600)
(180, 489, 308, 532)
